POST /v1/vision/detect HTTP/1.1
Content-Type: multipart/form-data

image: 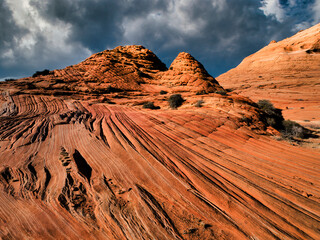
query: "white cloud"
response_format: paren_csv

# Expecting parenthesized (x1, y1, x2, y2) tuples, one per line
(122, 0, 206, 47)
(314, 0, 320, 23)
(260, 0, 285, 22)
(2, 0, 91, 69)
(292, 22, 312, 32)
(211, 0, 226, 12)
(288, 0, 296, 7)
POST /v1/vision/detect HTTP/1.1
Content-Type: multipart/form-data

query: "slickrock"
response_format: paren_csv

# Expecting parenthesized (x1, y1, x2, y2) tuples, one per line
(2, 45, 221, 95)
(157, 52, 223, 93)
(0, 43, 320, 239)
(3, 45, 167, 94)
(217, 23, 320, 124)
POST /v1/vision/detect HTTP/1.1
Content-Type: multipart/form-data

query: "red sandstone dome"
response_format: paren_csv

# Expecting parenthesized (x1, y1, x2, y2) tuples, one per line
(4, 45, 222, 95)
(158, 52, 223, 93)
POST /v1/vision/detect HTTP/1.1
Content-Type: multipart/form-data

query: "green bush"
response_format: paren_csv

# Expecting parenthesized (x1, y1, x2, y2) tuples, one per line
(143, 102, 160, 110)
(257, 100, 276, 114)
(160, 90, 167, 95)
(257, 99, 283, 129)
(168, 94, 184, 109)
(257, 99, 310, 139)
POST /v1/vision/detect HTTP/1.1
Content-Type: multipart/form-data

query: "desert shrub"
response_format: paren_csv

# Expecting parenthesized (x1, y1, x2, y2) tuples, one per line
(215, 90, 227, 96)
(196, 90, 206, 95)
(240, 116, 252, 125)
(168, 94, 184, 109)
(32, 69, 51, 77)
(5, 78, 16, 82)
(266, 117, 276, 127)
(256, 99, 310, 139)
(257, 100, 276, 114)
(282, 120, 306, 138)
(305, 124, 320, 129)
(195, 100, 204, 108)
(160, 90, 168, 95)
(257, 99, 283, 129)
(143, 102, 160, 110)
(257, 99, 273, 109)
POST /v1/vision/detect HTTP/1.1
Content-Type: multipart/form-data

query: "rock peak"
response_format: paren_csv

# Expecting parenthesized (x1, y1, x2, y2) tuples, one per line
(158, 52, 223, 93)
(176, 52, 193, 58)
(169, 52, 208, 74)
(1, 45, 223, 94)
(115, 44, 146, 50)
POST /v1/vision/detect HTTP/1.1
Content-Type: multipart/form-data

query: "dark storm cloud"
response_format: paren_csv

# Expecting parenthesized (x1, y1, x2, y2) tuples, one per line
(35, 0, 124, 51)
(35, 0, 170, 51)
(0, 0, 318, 79)
(0, 1, 20, 48)
(0, 1, 28, 77)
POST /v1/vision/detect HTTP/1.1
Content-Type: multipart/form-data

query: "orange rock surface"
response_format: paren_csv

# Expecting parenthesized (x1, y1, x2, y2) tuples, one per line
(217, 23, 320, 125)
(157, 52, 223, 93)
(2, 45, 221, 96)
(0, 45, 320, 239)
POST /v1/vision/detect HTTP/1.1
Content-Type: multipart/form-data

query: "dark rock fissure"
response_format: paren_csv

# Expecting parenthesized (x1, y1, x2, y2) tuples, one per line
(73, 149, 92, 183)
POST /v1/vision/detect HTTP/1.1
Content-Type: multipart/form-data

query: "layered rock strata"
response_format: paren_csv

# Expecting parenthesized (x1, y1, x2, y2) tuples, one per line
(217, 23, 320, 123)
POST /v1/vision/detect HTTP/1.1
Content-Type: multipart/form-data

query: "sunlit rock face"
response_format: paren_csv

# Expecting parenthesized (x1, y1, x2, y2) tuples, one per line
(157, 52, 223, 93)
(0, 43, 320, 240)
(217, 23, 320, 123)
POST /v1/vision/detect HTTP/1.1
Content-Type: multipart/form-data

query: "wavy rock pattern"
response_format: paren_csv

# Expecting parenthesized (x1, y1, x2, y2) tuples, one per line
(1, 45, 221, 96)
(217, 23, 320, 123)
(0, 94, 319, 239)
(157, 52, 223, 93)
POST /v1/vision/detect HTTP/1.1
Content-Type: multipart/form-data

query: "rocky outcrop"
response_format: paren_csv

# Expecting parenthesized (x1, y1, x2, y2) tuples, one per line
(157, 52, 223, 93)
(1, 45, 222, 95)
(0, 43, 320, 239)
(217, 23, 320, 123)
(0, 45, 168, 95)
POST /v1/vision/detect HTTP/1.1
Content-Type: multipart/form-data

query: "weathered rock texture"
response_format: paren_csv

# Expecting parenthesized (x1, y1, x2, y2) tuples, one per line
(2, 45, 221, 96)
(157, 52, 223, 93)
(217, 23, 320, 124)
(0, 44, 320, 240)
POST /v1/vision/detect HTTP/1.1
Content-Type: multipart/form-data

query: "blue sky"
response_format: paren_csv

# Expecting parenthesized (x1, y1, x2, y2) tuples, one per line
(0, 0, 319, 80)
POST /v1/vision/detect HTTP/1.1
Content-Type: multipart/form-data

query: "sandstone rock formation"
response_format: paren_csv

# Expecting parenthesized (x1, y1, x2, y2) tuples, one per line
(217, 23, 320, 124)
(2, 45, 221, 96)
(0, 45, 320, 240)
(157, 52, 223, 93)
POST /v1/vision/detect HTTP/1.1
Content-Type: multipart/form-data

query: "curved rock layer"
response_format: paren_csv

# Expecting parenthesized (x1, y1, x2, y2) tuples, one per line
(217, 23, 320, 123)
(26, 45, 167, 93)
(0, 94, 319, 239)
(2, 45, 221, 95)
(157, 52, 223, 93)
